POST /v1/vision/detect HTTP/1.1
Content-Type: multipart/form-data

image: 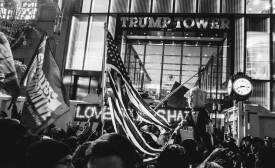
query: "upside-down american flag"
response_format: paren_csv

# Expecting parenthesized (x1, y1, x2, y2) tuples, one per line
(105, 31, 172, 157)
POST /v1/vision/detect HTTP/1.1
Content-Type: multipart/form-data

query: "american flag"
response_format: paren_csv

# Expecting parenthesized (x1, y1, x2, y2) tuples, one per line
(106, 31, 172, 129)
(106, 31, 174, 157)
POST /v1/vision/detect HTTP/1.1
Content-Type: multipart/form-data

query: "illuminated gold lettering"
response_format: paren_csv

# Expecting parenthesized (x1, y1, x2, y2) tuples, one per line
(121, 17, 128, 27)
(183, 17, 195, 29)
(210, 18, 220, 29)
(195, 18, 209, 29)
(129, 17, 138, 28)
(174, 17, 183, 28)
(138, 17, 148, 28)
(148, 17, 162, 28)
(162, 17, 171, 28)
(220, 18, 230, 29)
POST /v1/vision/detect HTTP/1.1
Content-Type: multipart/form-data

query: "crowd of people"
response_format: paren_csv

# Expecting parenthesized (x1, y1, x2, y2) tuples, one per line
(1, 110, 275, 168)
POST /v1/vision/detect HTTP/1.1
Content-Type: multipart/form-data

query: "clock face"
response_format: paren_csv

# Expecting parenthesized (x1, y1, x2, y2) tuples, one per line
(227, 79, 233, 96)
(233, 78, 252, 96)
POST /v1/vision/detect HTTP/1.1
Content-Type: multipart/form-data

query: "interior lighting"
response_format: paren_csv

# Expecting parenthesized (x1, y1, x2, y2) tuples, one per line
(186, 34, 188, 35)
(265, 4, 270, 10)
(144, 32, 146, 34)
(211, 37, 213, 39)
(254, 0, 259, 5)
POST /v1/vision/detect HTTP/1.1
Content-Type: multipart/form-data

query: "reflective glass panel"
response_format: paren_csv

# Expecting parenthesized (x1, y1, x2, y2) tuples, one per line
(161, 44, 181, 99)
(82, 0, 91, 13)
(198, 0, 220, 13)
(84, 15, 107, 71)
(222, 0, 244, 13)
(152, 0, 173, 13)
(246, 17, 270, 80)
(66, 15, 89, 70)
(175, 0, 196, 13)
(110, 0, 129, 13)
(91, 0, 109, 13)
(246, 0, 271, 14)
(249, 81, 270, 110)
(131, 0, 151, 13)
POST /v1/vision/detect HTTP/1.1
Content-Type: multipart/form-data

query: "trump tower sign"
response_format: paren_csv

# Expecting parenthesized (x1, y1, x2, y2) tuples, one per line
(119, 16, 231, 30)
(74, 104, 190, 124)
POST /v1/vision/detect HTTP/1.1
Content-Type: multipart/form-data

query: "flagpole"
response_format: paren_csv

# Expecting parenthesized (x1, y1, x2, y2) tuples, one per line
(101, 22, 108, 135)
(154, 71, 199, 110)
(20, 31, 47, 86)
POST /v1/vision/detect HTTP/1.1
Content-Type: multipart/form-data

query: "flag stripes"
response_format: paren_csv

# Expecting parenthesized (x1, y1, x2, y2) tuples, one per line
(107, 58, 171, 129)
(108, 73, 161, 156)
(104, 31, 176, 157)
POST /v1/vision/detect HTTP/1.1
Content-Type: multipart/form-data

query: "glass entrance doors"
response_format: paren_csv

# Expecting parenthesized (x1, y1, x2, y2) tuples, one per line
(121, 31, 231, 107)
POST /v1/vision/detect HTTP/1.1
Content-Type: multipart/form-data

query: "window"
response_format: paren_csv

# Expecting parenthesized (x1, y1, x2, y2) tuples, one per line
(0, 1, 37, 20)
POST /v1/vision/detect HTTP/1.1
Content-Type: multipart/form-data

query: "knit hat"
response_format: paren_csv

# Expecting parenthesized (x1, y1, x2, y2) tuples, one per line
(27, 139, 72, 168)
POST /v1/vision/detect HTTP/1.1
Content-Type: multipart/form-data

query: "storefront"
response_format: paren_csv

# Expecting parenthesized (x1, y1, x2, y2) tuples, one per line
(63, 0, 275, 112)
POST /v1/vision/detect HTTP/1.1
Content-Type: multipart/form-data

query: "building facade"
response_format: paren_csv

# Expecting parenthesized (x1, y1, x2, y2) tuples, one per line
(3, 0, 275, 113)
(63, 0, 275, 112)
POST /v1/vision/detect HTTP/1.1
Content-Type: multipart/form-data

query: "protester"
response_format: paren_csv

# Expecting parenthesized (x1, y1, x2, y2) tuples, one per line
(0, 118, 29, 167)
(180, 139, 205, 167)
(26, 139, 74, 168)
(255, 146, 275, 168)
(73, 141, 93, 168)
(158, 144, 190, 168)
(243, 137, 264, 168)
(86, 133, 137, 168)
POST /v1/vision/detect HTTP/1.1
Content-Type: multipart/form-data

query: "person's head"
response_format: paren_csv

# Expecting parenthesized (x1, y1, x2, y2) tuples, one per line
(180, 139, 198, 154)
(251, 137, 264, 154)
(87, 133, 136, 168)
(158, 144, 189, 168)
(264, 136, 274, 147)
(256, 146, 275, 168)
(27, 139, 74, 168)
(63, 136, 78, 153)
(184, 87, 205, 108)
(73, 141, 93, 168)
